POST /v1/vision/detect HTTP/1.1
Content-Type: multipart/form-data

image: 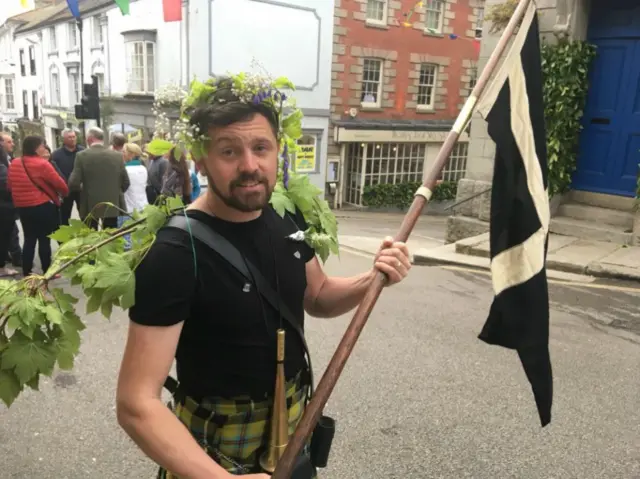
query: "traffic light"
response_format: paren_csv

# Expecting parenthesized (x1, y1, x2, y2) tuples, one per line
(74, 74, 101, 125)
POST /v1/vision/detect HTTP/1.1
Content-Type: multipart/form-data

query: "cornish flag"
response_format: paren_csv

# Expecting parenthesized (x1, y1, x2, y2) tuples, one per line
(475, 2, 553, 427)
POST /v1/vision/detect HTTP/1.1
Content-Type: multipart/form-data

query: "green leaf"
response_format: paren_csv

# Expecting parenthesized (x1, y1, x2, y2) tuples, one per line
(270, 187, 297, 217)
(86, 288, 104, 314)
(26, 374, 39, 391)
(44, 305, 64, 325)
(0, 370, 21, 407)
(50, 288, 79, 314)
(282, 109, 303, 140)
(1, 331, 57, 385)
(119, 277, 136, 310)
(101, 299, 113, 319)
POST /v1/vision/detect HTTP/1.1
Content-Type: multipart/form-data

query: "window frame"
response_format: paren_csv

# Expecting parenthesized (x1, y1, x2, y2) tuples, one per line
(5, 78, 15, 110)
(67, 22, 78, 50)
(424, 0, 445, 33)
(293, 132, 321, 174)
(416, 63, 438, 111)
(125, 40, 156, 94)
(365, 0, 388, 26)
(360, 57, 383, 109)
(49, 66, 60, 106)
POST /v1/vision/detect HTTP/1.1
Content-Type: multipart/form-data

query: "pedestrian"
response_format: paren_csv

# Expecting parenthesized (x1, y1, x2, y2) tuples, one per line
(110, 132, 126, 153)
(117, 143, 148, 249)
(0, 132, 22, 268)
(145, 152, 169, 205)
(115, 74, 412, 478)
(160, 147, 192, 205)
(68, 127, 130, 230)
(51, 128, 85, 226)
(7, 135, 69, 278)
(0, 141, 18, 277)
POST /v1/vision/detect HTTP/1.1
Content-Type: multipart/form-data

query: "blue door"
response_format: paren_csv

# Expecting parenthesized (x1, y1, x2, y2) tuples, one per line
(572, 1, 640, 197)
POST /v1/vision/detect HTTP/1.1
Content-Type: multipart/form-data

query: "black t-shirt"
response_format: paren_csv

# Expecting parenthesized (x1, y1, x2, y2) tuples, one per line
(129, 205, 316, 401)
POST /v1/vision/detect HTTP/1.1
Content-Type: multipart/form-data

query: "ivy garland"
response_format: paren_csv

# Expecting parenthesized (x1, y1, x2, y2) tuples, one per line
(146, 72, 339, 263)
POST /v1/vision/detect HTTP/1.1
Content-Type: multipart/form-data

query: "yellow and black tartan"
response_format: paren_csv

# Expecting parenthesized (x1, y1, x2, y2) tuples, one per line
(158, 372, 317, 478)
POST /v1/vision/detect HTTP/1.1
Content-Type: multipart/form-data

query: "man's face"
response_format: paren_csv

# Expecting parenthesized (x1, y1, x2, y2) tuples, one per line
(63, 131, 77, 149)
(200, 113, 279, 213)
(1, 134, 14, 153)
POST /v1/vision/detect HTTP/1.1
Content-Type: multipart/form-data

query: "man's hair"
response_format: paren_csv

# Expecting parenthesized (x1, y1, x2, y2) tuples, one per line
(0, 132, 10, 143)
(62, 128, 76, 137)
(22, 135, 44, 156)
(189, 77, 280, 143)
(111, 132, 126, 149)
(87, 126, 105, 141)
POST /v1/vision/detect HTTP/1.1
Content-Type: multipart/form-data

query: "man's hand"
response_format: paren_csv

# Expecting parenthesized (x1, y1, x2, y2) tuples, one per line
(373, 236, 411, 286)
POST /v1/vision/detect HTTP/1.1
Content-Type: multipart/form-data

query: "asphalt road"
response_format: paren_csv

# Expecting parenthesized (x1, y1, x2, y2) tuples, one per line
(1, 248, 639, 478)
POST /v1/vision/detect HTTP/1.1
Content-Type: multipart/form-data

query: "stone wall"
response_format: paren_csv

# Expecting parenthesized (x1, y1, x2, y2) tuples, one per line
(444, 0, 592, 243)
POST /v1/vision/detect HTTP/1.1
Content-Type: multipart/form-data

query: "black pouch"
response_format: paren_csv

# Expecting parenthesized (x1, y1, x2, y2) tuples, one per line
(310, 415, 336, 468)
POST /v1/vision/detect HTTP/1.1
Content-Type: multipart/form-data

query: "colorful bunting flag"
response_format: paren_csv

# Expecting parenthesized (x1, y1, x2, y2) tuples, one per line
(163, 0, 182, 22)
(20, 0, 29, 8)
(66, 0, 80, 19)
(113, 0, 130, 15)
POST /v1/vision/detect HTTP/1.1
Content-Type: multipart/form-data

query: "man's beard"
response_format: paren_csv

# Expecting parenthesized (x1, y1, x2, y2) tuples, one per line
(206, 170, 273, 213)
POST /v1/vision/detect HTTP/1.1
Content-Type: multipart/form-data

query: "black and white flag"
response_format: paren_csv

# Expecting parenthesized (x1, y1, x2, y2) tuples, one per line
(475, 2, 553, 427)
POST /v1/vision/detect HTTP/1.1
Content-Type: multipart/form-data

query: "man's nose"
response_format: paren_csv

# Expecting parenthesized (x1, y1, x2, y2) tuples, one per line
(238, 149, 259, 171)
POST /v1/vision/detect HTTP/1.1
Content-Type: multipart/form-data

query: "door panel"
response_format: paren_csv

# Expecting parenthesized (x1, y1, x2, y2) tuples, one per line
(572, 39, 635, 195)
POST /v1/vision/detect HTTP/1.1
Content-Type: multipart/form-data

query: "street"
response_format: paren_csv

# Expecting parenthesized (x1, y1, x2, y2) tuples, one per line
(1, 215, 639, 478)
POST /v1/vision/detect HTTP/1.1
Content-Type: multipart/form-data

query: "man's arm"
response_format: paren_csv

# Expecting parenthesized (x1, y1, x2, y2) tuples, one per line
(67, 154, 83, 191)
(303, 236, 411, 318)
(116, 322, 233, 479)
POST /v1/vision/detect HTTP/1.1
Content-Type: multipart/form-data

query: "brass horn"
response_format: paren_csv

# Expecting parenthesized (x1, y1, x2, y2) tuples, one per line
(260, 329, 289, 473)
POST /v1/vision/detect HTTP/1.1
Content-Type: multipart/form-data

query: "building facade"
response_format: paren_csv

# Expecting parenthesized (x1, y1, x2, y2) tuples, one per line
(188, 0, 335, 192)
(446, 0, 640, 246)
(329, 0, 485, 208)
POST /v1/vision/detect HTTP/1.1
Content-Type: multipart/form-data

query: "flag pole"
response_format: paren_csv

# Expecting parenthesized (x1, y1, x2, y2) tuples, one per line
(272, 0, 536, 477)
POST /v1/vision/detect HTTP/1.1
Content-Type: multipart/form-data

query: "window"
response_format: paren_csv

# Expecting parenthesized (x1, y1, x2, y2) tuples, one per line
(469, 67, 477, 90)
(95, 72, 105, 96)
(125, 41, 155, 93)
(475, 1, 485, 38)
(19, 49, 25, 76)
(366, 0, 387, 24)
(361, 58, 382, 107)
(32, 91, 39, 119)
(294, 134, 318, 173)
(22, 90, 28, 118)
(425, 0, 444, 33)
(68, 22, 78, 49)
(68, 68, 80, 104)
(439, 142, 468, 183)
(50, 67, 60, 106)
(5, 79, 14, 109)
(29, 46, 36, 76)
(49, 27, 57, 52)
(92, 16, 103, 47)
(417, 63, 437, 109)
(344, 142, 426, 206)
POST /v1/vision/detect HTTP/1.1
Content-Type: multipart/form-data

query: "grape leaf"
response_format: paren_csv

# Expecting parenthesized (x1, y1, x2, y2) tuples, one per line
(44, 305, 64, 325)
(26, 375, 39, 391)
(270, 187, 297, 217)
(85, 288, 105, 314)
(1, 331, 57, 385)
(0, 370, 21, 407)
(50, 288, 79, 314)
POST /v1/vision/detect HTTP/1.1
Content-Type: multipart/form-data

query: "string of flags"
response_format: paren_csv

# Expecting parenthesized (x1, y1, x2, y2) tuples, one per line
(65, 0, 182, 22)
(401, 0, 481, 55)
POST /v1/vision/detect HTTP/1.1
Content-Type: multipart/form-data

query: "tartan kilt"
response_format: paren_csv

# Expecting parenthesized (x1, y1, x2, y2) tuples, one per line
(158, 371, 317, 478)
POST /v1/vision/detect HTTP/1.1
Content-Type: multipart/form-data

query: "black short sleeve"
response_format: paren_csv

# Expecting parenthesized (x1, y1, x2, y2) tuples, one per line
(129, 231, 197, 326)
(292, 208, 316, 263)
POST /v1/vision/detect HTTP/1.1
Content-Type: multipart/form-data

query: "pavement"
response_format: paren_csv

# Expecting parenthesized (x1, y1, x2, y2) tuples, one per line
(336, 211, 640, 283)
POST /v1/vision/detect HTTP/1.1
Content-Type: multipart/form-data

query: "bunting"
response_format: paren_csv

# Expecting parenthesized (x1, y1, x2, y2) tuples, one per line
(163, 0, 182, 22)
(113, 0, 130, 15)
(66, 0, 80, 19)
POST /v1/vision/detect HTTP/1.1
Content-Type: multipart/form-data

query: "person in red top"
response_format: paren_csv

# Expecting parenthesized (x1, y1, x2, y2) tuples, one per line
(7, 135, 69, 277)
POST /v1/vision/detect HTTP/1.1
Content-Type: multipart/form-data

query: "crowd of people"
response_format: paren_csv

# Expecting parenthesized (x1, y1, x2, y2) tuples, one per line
(0, 126, 202, 278)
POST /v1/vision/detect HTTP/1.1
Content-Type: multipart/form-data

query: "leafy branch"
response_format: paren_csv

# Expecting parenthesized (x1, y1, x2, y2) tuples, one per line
(0, 196, 185, 408)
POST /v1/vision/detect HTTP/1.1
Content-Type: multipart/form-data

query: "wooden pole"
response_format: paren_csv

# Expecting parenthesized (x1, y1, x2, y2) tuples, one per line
(271, 0, 535, 476)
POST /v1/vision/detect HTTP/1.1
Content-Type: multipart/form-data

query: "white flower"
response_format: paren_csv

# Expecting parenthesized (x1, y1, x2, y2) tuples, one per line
(287, 231, 306, 242)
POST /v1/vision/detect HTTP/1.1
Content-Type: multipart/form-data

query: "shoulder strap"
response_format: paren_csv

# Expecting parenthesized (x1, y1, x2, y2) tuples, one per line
(22, 158, 56, 204)
(164, 213, 315, 395)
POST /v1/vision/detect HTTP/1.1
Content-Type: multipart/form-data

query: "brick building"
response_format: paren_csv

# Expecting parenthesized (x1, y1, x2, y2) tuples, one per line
(327, 0, 484, 208)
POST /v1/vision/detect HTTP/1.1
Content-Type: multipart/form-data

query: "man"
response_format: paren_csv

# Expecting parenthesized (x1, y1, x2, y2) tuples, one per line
(51, 128, 85, 225)
(68, 127, 130, 230)
(0, 132, 21, 267)
(110, 132, 126, 152)
(116, 77, 412, 478)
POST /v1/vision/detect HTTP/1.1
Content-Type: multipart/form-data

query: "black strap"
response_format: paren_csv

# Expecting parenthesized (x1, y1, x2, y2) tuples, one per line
(21, 157, 57, 204)
(164, 213, 315, 397)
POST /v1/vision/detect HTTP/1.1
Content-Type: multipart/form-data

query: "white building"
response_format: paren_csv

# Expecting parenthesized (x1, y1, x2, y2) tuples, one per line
(188, 0, 334, 192)
(0, 0, 61, 131)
